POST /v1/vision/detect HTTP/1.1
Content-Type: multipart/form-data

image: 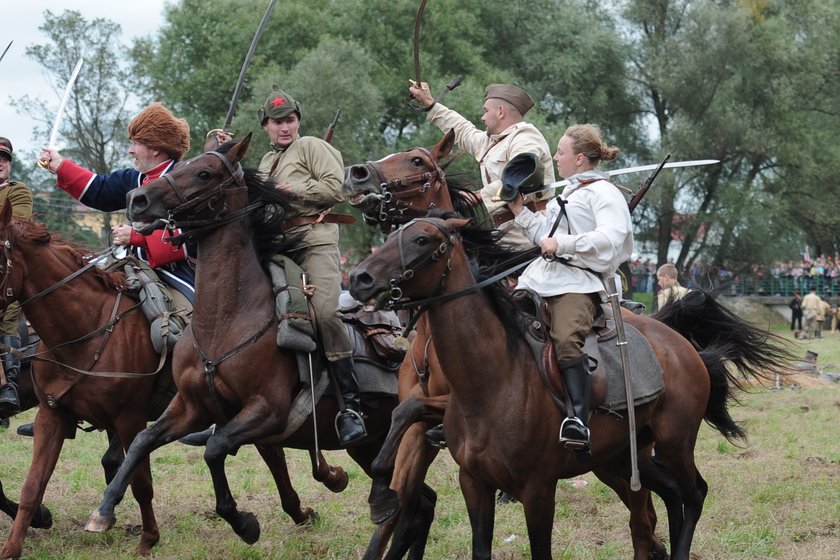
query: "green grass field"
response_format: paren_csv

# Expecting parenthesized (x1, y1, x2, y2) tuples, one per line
(0, 298, 836, 559)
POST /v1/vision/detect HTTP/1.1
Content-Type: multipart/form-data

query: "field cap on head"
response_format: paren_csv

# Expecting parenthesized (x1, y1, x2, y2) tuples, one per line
(259, 85, 301, 125)
(484, 83, 535, 115)
(0, 137, 12, 161)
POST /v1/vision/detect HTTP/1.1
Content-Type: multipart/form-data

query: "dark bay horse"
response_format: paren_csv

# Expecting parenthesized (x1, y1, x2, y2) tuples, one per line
(0, 203, 168, 559)
(344, 132, 670, 560)
(85, 136, 406, 554)
(349, 215, 790, 560)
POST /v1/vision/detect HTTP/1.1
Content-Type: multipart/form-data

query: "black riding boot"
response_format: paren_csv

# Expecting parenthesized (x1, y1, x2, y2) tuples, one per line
(0, 336, 22, 415)
(331, 357, 367, 447)
(558, 354, 592, 450)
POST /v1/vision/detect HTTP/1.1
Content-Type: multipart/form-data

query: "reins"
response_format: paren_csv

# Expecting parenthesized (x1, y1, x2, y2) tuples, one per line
(0, 240, 170, 378)
(163, 151, 264, 244)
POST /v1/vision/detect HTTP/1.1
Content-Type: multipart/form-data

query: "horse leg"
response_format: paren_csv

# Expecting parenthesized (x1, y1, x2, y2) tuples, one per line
(1, 409, 67, 559)
(458, 469, 496, 560)
(519, 482, 557, 560)
(592, 463, 661, 560)
(367, 396, 445, 525)
(254, 444, 318, 525)
(362, 422, 440, 560)
(86, 396, 204, 534)
(0, 479, 52, 530)
(309, 449, 348, 493)
(100, 430, 124, 485)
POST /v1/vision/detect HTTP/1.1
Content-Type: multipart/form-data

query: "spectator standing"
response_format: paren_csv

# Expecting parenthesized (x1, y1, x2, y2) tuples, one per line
(789, 293, 803, 332)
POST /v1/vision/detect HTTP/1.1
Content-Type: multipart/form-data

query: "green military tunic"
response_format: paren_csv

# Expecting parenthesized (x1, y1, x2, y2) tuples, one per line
(259, 136, 351, 360)
(0, 181, 33, 336)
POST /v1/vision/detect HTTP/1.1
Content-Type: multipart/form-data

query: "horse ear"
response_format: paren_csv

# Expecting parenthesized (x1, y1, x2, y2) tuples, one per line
(432, 129, 456, 160)
(0, 199, 12, 229)
(444, 216, 472, 233)
(229, 133, 253, 163)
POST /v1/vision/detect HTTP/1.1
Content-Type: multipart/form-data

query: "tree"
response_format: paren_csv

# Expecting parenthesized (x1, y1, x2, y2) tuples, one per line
(12, 9, 136, 240)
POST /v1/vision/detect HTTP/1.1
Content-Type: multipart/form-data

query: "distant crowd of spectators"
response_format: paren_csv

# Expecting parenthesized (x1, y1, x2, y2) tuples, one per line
(628, 254, 840, 298)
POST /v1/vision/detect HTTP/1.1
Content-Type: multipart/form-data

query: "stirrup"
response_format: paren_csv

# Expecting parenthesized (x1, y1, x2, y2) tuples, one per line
(335, 409, 367, 446)
(559, 417, 590, 450)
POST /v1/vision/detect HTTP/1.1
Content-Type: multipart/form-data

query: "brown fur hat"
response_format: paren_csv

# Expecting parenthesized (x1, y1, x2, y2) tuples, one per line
(128, 103, 190, 160)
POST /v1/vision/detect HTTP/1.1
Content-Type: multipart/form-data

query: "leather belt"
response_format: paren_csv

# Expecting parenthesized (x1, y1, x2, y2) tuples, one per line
(278, 212, 356, 232)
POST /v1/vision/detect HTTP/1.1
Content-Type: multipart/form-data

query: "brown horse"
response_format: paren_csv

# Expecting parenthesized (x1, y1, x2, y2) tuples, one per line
(85, 136, 408, 554)
(344, 132, 672, 560)
(0, 203, 167, 559)
(349, 215, 790, 560)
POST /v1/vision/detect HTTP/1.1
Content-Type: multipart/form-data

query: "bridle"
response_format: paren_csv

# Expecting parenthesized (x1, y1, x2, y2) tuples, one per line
(364, 147, 447, 225)
(161, 151, 263, 243)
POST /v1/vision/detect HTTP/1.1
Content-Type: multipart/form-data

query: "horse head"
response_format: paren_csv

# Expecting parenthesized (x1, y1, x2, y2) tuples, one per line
(349, 214, 471, 310)
(342, 130, 456, 232)
(127, 134, 253, 236)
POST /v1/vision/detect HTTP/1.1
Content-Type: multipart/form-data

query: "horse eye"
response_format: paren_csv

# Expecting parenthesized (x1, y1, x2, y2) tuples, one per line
(198, 170, 212, 180)
(415, 235, 431, 246)
(411, 157, 424, 167)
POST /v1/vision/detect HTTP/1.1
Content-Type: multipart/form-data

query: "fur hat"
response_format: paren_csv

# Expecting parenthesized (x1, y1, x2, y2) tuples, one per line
(128, 103, 190, 160)
(484, 83, 535, 116)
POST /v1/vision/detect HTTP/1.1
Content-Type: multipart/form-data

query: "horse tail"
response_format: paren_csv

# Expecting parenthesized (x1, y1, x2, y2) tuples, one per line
(697, 342, 747, 442)
(653, 289, 796, 442)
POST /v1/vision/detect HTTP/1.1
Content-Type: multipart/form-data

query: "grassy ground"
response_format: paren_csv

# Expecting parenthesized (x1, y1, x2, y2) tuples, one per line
(0, 299, 836, 559)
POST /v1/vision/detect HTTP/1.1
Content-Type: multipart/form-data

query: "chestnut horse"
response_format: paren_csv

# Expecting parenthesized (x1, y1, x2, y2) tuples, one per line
(85, 136, 409, 554)
(0, 203, 168, 559)
(344, 132, 670, 560)
(349, 215, 790, 560)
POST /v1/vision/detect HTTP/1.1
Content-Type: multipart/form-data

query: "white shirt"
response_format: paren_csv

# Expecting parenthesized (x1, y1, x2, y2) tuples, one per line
(514, 171, 634, 297)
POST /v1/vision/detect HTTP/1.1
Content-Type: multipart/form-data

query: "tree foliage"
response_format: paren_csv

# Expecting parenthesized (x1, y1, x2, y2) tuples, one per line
(13, 0, 840, 272)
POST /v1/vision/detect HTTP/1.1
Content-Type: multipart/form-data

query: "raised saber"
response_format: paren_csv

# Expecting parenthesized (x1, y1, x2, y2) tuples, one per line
(0, 41, 12, 63)
(522, 159, 720, 203)
(221, 0, 277, 133)
(37, 56, 84, 168)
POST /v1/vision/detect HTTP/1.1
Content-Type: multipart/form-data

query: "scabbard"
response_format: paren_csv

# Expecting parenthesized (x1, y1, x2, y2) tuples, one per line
(603, 274, 641, 491)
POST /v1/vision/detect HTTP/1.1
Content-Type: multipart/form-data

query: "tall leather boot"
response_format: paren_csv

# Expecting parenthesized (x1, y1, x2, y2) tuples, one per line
(0, 336, 22, 415)
(331, 357, 367, 447)
(558, 353, 592, 450)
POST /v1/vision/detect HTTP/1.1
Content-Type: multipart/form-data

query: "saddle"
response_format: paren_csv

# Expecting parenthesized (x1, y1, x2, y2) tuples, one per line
(513, 289, 662, 416)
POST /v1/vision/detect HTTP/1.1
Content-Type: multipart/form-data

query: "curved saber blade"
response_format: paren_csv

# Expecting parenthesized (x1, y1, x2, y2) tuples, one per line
(527, 159, 720, 200)
(0, 41, 12, 63)
(47, 57, 85, 148)
(223, 0, 278, 133)
(412, 0, 428, 84)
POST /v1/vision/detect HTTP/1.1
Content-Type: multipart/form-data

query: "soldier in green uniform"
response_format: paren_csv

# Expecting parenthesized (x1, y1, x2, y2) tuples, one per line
(0, 137, 34, 414)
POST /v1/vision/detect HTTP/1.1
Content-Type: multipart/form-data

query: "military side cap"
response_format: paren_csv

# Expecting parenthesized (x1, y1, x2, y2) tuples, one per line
(0, 137, 12, 161)
(485, 83, 535, 115)
(258, 85, 301, 125)
(500, 152, 545, 201)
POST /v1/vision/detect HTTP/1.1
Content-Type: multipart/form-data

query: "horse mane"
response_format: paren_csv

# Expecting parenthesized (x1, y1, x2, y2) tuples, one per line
(214, 141, 299, 261)
(427, 210, 528, 355)
(437, 167, 492, 226)
(7, 219, 125, 291)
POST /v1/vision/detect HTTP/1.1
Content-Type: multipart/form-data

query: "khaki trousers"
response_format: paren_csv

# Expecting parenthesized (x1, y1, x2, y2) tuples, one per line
(545, 292, 599, 363)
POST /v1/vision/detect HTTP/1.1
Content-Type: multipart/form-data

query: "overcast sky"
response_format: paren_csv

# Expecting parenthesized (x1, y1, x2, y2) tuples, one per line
(1, 1, 168, 157)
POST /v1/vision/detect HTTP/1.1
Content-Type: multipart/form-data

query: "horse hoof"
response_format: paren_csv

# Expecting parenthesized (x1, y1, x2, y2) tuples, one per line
(295, 507, 319, 526)
(30, 505, 53, 529)
(235, 512, 260, 544)
(84, 509, 116, 533)
(369, 488, 401, 525)
(325, 467, 349, 493)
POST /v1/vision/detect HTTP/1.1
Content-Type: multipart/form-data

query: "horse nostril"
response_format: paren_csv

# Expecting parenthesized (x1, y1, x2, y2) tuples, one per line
(128, 192, 149, 217)
(349, 270, 374, 294)
(350, 165, 370, 182)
